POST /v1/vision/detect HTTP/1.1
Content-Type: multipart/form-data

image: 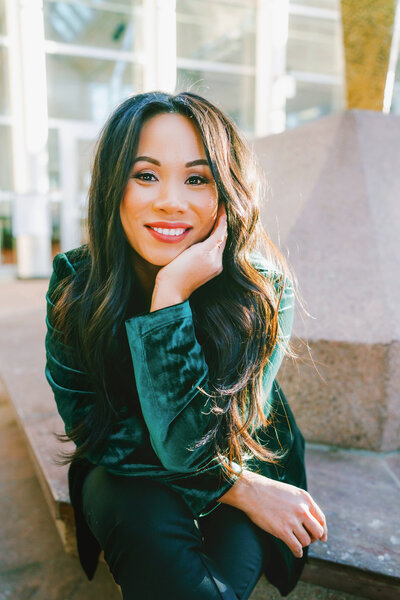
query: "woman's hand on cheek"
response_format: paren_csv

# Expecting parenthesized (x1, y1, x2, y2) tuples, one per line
(149, 204, 228, 312)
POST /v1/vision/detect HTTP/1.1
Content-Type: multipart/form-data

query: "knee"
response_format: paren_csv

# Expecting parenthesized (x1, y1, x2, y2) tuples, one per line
(100, 480, 203, 586)
(115, 479, 199, 551)
(85, 473, 197, 549)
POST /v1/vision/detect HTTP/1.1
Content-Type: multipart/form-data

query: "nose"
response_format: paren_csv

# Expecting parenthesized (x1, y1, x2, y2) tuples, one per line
(152, 182, 187, 213)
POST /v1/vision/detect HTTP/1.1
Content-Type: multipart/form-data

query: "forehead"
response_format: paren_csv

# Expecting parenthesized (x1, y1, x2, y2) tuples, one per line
(136, 112, 207, 159)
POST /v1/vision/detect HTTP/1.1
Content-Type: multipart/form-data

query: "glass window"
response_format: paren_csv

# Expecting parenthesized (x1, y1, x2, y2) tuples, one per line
(77, 138, 95, 195)
(50, 199, 61, 249)
(46, 54, 143, 121)
(176, 0, 256, 66)
(0, 125, 14, 264)
(48, 129, 95, 195)
(286, 79, 344, 128)
(47, 128, 97, 246)
(176, 0, 257, 134)
(287, 12, 343, 77)
(77, 138, 93, 242)
(0, 199, 14, 265)
(289, 0, 339, 9)
(48, 128, 60, 191)
(176, 69, 255, 133)
(44, 0, 143, 53)
(47, 129, 61, 246)
(286, 0, 344, 128)
(0, 0, 6, 35)
(0, 126, 13, 190)
(0, 47, 10, 115)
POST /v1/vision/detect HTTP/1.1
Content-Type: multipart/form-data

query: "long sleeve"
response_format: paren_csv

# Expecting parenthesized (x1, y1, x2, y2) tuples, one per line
(124, 262, 295, 473)
(260, 270, 295, 411)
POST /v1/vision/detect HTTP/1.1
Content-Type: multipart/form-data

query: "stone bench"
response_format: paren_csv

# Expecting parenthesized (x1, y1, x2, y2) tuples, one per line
(1, 278, 399, 599)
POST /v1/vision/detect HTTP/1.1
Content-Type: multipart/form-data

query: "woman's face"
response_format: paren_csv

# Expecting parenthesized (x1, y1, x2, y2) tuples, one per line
(120, 112, 219, 269)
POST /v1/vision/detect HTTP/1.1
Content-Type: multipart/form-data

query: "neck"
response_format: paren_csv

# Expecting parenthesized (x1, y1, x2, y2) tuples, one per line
(130, 250, 163, 310)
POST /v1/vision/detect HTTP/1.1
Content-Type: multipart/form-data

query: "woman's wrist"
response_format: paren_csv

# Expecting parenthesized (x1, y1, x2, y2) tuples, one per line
(150, 279, 186, 312)
(218, 469, 259, 512)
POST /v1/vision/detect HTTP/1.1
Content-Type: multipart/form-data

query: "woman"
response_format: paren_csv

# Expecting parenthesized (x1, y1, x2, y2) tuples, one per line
(45, 91, 327, 600)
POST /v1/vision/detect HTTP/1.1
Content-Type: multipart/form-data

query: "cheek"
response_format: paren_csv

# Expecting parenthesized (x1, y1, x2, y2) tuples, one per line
(119, 197, 129, 231)
(201, 194, 219, 227)
(120, 190, 139, 225)
(119, 197, 139, 243)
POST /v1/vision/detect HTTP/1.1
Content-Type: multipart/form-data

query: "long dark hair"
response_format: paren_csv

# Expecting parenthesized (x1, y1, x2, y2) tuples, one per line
(51, 91, 299, 479)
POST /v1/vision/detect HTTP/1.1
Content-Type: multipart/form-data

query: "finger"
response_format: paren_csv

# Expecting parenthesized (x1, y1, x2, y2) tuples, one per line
(203, 215, 227, 250)
(284, 531, 304, 558)
(216, 202, 227, 219)
(302, 510, 325, 541)
(292, 523, 312, 548)
(303, 500, 328, 542)
(321, 521, 328, 541)
(215, 223, 228, 248)
(215, 210, 227, 231)
(309, 499, 327, 532)
(215, 235, 227, 251)
(216, 203, 227, 225)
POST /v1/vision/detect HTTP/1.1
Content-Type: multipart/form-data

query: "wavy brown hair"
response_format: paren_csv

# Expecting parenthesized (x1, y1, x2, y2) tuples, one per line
(50, 91, 299, 480)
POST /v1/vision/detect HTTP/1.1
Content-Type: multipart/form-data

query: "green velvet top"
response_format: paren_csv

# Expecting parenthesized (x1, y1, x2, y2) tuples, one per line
(45, 245, 309, 596)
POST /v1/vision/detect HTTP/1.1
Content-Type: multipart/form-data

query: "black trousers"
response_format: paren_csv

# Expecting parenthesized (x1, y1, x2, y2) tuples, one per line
(81, 466, 273, 600)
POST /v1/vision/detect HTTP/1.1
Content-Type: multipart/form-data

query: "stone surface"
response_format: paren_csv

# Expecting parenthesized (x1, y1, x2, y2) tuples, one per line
(0, 379, 121, 600)
(306, 445, 400, 579)
(253, 110, 400, 451)
(301, 560, 400, 600)
(0, 279, 78, 555)
(340, 0, 396, 110)
(278, 341, 389, 450)
(383, 452, 400, 484)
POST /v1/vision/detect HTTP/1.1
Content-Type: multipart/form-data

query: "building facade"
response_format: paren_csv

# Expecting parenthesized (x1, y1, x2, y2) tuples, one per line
(0, 0, 396, 275)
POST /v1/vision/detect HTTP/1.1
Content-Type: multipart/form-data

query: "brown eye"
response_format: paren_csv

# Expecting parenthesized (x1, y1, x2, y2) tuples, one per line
(187, 175, 209, 185)
(134, 172, 157, 181)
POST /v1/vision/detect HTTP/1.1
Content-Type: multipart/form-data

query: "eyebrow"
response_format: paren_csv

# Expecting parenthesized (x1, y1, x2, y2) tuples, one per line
(133, 156, 209, 168)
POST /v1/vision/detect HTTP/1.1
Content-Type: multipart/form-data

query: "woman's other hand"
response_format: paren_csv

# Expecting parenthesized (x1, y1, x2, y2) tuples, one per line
(150, 203, 227, 311)
(219, 469, 328, 558)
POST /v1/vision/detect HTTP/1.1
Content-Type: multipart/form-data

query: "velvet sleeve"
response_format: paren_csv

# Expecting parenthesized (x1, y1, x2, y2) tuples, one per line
(124, 265, 295, 474)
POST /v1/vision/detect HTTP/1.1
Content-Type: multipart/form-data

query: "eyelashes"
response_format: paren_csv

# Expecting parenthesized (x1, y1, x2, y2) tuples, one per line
(187, 175, 210, 185)
(132, 172, 211, 185)
(132, 172, 156, 182)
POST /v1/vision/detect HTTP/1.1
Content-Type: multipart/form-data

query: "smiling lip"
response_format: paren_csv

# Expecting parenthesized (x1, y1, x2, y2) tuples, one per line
(145, 223, 192, 244)
(145, 221, 192, 228)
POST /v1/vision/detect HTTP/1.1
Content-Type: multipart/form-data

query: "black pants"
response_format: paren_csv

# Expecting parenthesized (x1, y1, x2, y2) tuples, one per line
(82, 466, 272, 600)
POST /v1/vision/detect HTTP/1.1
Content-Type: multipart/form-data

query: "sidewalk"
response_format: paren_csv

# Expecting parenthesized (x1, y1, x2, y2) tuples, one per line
(0, 376, 121, 600)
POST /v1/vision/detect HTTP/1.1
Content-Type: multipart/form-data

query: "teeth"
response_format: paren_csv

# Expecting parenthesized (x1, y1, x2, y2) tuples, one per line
(150, 227, 186, 236)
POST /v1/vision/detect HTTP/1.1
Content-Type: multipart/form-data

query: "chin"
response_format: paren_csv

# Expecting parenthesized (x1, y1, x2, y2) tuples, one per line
(155, 255, 180, 267)
(140, 250, 181, 268)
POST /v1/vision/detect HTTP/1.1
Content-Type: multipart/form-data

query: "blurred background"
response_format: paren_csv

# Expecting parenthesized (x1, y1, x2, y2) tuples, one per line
(3, 0, 396, 278)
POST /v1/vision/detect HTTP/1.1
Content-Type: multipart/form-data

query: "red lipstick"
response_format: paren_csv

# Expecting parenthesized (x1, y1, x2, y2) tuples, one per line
(145, 221, 192, 228)
(145, 222, 192, 244)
